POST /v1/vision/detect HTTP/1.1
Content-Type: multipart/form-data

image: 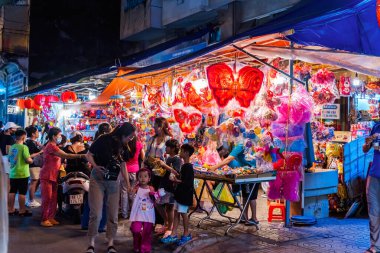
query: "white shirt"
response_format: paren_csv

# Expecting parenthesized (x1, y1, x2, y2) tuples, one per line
(129, 187, 155, 224)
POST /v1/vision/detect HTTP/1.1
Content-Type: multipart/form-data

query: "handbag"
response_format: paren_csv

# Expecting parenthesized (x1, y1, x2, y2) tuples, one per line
(104, 156, 121, 181)
(33, 154, 44, 167)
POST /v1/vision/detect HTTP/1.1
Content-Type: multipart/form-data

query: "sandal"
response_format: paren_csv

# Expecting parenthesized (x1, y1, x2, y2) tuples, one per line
(8, 209, 19, 216)
(107, 246, 117, 253)
(19, 210, 32, 217)
(85, 246, 95, 253)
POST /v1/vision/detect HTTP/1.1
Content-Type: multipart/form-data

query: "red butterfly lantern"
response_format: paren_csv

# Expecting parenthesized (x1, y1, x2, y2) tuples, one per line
(61, 91, 77, 103)
(206, 63, 264, 108)
(24, 99, 35, 109)
(34, 95, 46, 106)
(16, 99, 25, 110)
(173, 109, 202, 134)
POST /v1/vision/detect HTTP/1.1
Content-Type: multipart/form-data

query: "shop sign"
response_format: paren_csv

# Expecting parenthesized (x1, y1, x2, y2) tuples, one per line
(7, 105, 18, 115)
(322, 104, 340, 119)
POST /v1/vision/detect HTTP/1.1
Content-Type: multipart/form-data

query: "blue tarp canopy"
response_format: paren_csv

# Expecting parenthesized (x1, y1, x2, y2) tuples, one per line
(288, 0, 380, 57)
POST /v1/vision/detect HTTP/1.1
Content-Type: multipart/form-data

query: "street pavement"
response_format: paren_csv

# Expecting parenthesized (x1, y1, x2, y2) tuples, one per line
(9, 207, 370, 253)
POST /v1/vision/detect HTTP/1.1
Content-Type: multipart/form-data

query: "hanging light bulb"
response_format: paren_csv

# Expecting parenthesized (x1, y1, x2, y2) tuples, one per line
(353, 73, 361, 86)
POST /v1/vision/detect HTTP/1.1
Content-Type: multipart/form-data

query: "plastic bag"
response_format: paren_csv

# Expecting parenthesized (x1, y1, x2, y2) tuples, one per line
(213, 183, 234, 214)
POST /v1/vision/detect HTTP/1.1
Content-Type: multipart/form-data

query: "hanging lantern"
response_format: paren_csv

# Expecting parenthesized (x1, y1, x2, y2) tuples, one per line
(46, 95, 60, 103)
(24, 99, 35, 109)
(16, 99, 25, 110)
(61, 91, 77, 103)
(34, 94, 46, 106)
(34, 103, 42, 111)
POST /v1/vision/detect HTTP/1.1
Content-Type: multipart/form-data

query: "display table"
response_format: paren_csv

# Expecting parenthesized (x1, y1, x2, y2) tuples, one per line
(190, 171, 276, 235)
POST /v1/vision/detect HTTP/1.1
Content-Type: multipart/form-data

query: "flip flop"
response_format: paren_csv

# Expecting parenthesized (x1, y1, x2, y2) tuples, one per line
(85, 246, 95, 253)
(107, 246, 117, 253)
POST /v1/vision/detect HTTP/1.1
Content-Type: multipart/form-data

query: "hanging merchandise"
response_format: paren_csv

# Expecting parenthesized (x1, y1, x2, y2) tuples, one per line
(24, 99, 35, 109)
(173, 106, 202, 134)
(16, 99, 25, 110)
(310, 68, 339, 110)
(34, 95, 46, 106)
(339, 76, 351, 97)
(206, 63, 264, 108)
(61, 91, 78, 103)
(46, 95, 60, 104)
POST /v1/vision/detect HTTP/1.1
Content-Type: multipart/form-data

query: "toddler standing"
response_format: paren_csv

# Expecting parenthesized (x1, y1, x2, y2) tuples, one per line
(130, 169, 156, 253)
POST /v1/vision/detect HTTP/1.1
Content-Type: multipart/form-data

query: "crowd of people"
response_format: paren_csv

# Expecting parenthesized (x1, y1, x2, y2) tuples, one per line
(0, 118, 197, 253)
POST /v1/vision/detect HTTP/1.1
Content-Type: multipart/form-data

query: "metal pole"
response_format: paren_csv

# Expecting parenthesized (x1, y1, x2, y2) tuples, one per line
(285, 42, 295, 228)
(232, 45, 305, 86)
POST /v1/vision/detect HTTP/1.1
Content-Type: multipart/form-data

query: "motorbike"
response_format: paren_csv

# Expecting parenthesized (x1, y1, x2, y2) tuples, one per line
(61, 172, 90, 224)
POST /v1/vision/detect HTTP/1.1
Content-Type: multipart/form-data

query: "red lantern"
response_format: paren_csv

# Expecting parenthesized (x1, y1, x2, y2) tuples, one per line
(61, 91, 77, 103)
(16, 99, 25, 110)
(34, 95, 46, 106)
(46, 95, 60, 103)
(34, 104, 41, 111)
(24, 99, 35, 109)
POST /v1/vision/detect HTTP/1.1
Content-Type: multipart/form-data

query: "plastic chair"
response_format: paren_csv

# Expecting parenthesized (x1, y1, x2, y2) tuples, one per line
(268, 201, 286, 222)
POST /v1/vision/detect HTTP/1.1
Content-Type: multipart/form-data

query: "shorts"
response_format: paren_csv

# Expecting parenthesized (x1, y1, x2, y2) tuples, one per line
(158, 191, 175, 205)
(9, 177, 29, 195)
(2, 156, 10, 174)
(29, 167, 41, 180)
(174, 201, 189, 214)
(232, 183, 260, 201)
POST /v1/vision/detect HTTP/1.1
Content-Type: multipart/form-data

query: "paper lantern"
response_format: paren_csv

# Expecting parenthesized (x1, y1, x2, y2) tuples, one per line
(34, 95, 46, 106)
(24, 99, 35, 109)
(46, 95, 60, 103)
(34, 104, 42, 111)
(61, 91, 77, 103)
(16, 99, 25, 110)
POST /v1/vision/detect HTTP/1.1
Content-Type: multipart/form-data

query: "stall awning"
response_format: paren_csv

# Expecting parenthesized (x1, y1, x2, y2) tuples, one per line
(243, 45, 380, 77)
(287, 0, 380, 57)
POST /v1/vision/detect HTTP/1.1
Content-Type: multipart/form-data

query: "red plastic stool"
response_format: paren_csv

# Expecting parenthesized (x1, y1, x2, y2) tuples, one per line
(268, 202, 286, 222)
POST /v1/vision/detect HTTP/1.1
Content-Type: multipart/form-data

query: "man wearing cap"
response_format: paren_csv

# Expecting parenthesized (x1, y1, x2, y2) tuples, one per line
(0, 122, 19, 156)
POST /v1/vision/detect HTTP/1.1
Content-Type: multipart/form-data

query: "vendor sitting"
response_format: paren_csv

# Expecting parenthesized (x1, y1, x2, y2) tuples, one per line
(210, 143, 260, 225)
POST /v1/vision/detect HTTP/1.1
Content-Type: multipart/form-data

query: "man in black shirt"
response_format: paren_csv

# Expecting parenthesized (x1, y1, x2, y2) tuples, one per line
(0, 122, 19, 156)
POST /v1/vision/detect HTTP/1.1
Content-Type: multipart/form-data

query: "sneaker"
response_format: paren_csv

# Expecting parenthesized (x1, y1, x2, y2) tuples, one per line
(41, 220, 54, 227)
(177, 234, 192, 246)
(49, 219, 60, 225)
(27, 200, 41, 208)
(161, 235, 178, 244)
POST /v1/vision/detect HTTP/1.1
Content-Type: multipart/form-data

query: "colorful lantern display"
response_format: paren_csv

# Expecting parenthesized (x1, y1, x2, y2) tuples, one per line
(24, 99, 35, 109)
(33, 95, 46, 106)
(61, 91, 77, 103)
(16, 99, 25, 110)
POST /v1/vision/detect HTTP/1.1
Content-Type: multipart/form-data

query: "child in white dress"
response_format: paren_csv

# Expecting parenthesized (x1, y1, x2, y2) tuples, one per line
(130, 169, 156, 253)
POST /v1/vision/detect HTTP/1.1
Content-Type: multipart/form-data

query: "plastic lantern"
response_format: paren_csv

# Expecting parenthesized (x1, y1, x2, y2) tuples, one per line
(46, 95, 60, 103)
(24, 99, 35, 109)
(61, 91, 77, 103)
(33, 95, 46, 106)
(16, 99, 25, 110)
(34, 104, 42, 111)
